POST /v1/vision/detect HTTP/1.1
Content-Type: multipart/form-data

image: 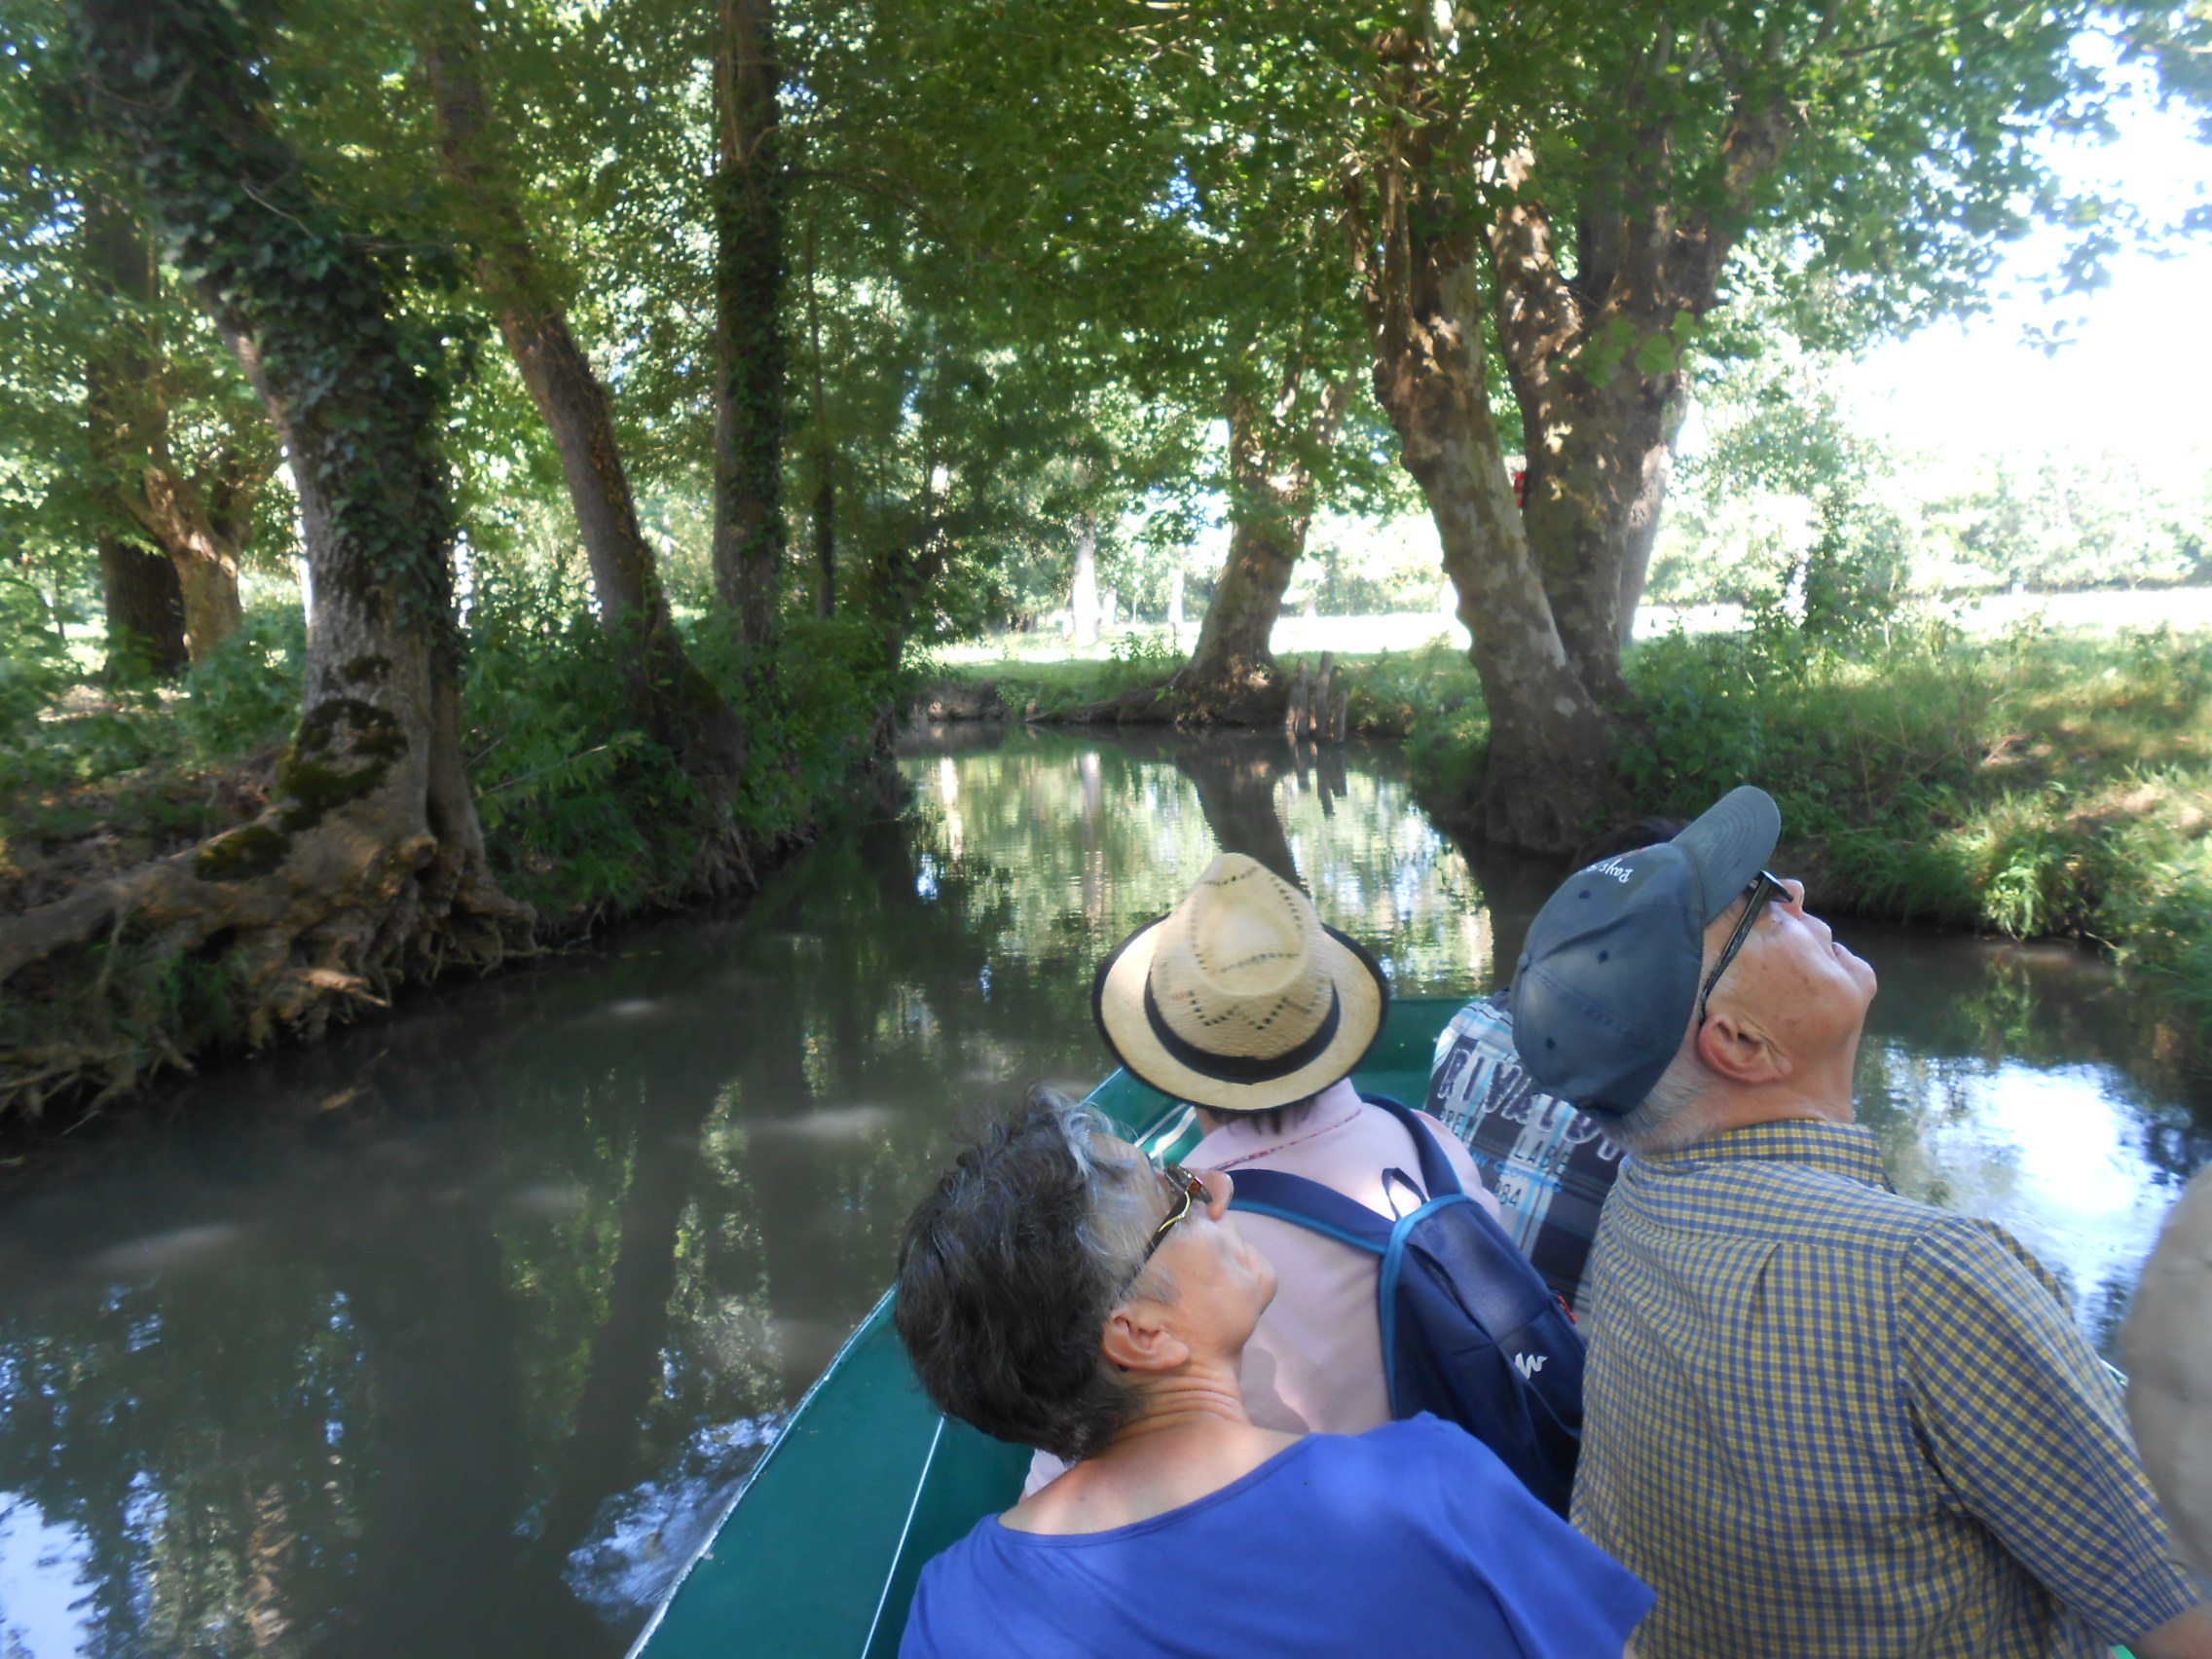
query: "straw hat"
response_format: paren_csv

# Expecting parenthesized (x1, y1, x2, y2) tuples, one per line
(1091, 854, 1390, 1112)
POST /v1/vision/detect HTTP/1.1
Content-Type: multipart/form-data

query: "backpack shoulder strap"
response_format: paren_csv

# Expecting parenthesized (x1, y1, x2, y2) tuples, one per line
(1359, 1092, 1463, 1198)
(1227, 1169, 1391, 1256)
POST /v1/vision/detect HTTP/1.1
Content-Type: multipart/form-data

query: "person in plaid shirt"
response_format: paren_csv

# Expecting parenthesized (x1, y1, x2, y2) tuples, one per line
(1511, 785, 2210, 1659)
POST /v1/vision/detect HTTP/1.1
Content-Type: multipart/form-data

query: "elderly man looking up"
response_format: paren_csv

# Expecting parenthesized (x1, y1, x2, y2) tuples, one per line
(1513, 785, 2211, 1659)
(892, 1090, 1651, 1658)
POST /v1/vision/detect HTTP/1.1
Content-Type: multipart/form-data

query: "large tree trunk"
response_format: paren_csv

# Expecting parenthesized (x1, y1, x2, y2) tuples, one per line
(1492, 195, 1690, 706)
(1179, 400, 1298, 694)
(1174, 377, 1349, 719)
(177, 526, 246, 652)
(81, 190, 249, 670)
(1491, 105, 1788, 700)
(422, 21, 747, 789)
(127, 459, 252, 663)
(96, 536, 188, 678)
(1357, 150, 1627, 851)
(711, 0, 788, 649)
(83, 192, 188, 677)
(5, 0, 531, 1109)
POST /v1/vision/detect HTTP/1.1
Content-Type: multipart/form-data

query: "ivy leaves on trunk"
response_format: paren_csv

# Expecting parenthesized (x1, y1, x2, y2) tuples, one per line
(711, 0, 788, 650)
(1, 0, 531, 1098)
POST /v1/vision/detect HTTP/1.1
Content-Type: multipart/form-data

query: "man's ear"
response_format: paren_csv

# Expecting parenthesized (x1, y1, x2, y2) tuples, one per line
(1695, 1008, 1792, 1086)
(1101, 1300, 1190, 1375)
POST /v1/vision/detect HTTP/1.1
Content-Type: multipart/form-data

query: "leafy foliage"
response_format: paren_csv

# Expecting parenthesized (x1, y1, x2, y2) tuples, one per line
(461, 562, 908, 920)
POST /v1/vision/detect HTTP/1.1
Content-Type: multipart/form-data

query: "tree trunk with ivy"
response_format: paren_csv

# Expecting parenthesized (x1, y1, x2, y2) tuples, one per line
(711, 0, 787, 649)
(0, 0, 532, 1116)
(422, 18, 747, 792)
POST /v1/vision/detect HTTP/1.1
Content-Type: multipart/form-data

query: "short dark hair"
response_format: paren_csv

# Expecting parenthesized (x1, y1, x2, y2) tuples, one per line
(1198, 1092, 1319, 1139)
(895, 1089, 1156, 1460)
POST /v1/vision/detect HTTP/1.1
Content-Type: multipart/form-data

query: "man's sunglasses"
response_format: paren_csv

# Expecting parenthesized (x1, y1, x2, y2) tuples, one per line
(1698, 870, 1788, 1026)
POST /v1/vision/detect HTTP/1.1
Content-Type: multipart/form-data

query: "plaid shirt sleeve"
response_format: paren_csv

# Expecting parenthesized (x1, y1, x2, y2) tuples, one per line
(1899, 1217, 2200, 1643)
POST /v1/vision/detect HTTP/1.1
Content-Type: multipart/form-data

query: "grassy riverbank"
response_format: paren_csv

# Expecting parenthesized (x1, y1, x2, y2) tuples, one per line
(933, 619, 2212, 1028)
(1419, 620, 2212, 1029)
(926, 634, 1481, 735)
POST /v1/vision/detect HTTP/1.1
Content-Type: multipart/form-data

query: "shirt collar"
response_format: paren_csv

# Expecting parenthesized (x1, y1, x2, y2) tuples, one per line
(1194, 1076, 1364, 1158)
(1639, 1118, 1891, 1190)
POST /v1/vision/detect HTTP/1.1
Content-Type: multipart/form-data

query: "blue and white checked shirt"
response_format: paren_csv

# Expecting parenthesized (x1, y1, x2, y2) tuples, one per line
(1426, 994, 1622, 1309)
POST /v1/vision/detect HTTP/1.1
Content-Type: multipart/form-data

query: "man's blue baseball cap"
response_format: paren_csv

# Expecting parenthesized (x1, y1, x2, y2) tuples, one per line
(1510, 786, 1782, 1115)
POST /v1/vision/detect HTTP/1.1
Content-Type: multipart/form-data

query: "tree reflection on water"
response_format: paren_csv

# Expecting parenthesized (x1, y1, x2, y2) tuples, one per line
(0, 727, 2202, 1656)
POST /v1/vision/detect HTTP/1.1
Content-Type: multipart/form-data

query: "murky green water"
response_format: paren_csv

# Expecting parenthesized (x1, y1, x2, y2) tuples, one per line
(1, 726, 2205, 1656)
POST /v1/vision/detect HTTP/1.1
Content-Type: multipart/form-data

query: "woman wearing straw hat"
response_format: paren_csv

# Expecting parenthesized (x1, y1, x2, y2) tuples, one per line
(1089, 852, 1504, 1439)
(894, 1089, 1650, 1658)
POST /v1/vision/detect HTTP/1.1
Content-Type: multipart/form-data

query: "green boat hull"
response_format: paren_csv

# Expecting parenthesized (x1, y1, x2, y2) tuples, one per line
(629, 995, 1459, 1659)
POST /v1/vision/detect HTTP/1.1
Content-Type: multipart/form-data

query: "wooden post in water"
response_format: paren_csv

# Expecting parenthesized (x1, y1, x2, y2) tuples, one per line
(1283, 658, 1312, 739)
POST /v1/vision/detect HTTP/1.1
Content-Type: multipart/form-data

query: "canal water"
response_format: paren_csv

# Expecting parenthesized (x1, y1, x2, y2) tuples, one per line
(1, 727, 2206, 1657)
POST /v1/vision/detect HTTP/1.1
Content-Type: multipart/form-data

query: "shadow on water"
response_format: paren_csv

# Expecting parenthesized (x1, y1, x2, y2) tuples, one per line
(0, 724, 2205, 1656)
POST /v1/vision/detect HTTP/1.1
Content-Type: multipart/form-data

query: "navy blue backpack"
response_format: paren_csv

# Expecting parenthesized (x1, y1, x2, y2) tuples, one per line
(1227, 1094, 1585, 1514)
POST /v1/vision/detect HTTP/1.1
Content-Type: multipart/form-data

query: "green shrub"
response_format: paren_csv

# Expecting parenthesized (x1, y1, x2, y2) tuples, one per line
(177, 608, 307, 758)
(1108, 628, 1182, 677)
(461, 564, 910, 923)
(0, 580, 76, 741)
(0, 582, 168, 811)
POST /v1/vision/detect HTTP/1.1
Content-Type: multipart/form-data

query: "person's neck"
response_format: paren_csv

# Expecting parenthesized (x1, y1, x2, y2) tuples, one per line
(1002, 1360, 1300, 1535)
(1196, 1076, 1357, 1136)
(1706, 1040, 1861, 1136)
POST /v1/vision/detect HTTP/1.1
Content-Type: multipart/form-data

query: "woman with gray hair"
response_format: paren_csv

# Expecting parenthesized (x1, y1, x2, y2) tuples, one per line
(892, 1089, 1652, 1658)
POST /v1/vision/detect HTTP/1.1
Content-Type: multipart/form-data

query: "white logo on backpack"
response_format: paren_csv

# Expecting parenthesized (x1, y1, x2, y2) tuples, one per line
(1513, 1352, 1549, 1379)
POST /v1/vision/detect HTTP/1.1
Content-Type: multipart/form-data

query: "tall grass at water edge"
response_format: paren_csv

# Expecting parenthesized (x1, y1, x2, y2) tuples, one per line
(1407, 617, 2212, 1030)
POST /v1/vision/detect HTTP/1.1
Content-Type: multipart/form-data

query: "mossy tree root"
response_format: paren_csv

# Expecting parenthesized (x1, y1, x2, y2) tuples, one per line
(10, 0, 537, 1116)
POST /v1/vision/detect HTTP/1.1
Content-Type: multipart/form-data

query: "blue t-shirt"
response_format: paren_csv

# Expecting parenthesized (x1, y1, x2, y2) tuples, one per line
(899, 1416, 1652, 1658)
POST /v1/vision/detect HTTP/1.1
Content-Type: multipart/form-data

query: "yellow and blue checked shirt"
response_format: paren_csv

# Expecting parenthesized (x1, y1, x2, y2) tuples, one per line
(1571, 1119, 2198, 1659)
